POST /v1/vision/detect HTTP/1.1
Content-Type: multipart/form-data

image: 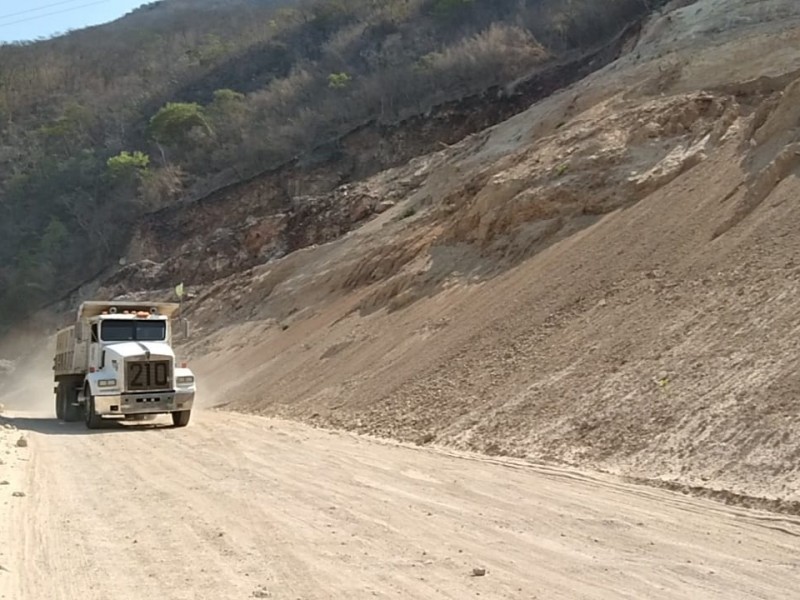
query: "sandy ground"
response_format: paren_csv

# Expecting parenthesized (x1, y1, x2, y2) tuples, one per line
(0, 408, 798, 600)
(0, 413, 29, 589)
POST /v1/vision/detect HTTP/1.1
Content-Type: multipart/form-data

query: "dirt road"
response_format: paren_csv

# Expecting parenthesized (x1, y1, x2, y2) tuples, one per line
(0, 410, 798, 600)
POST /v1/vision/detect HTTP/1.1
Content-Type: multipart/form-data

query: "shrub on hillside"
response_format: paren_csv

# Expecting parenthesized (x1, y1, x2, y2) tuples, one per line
(0, 0, 658, 327)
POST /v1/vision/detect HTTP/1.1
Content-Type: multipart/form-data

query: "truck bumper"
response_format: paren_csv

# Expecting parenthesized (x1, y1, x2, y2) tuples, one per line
(93, 390, 195, 416)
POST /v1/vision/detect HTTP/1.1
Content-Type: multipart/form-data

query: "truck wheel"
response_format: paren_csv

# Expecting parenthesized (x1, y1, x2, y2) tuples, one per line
(63, 386, 82, 423)
(171, 410, 191, 428)
(55, 384, 65, 420)
(84, 394, 103, 430)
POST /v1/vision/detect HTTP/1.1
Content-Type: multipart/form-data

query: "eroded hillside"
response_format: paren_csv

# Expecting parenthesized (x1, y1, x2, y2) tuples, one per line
(0, 0, 654, 327)
(150, 0, 800, 507)
(5, 0, 800, 511)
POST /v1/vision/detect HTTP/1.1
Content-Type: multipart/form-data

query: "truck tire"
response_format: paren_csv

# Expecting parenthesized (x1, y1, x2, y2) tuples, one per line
(84, 393, 103, 430)
(171, 410, 191, 428)
(55, 384, 65, 420)
(63, 385, 82, 423)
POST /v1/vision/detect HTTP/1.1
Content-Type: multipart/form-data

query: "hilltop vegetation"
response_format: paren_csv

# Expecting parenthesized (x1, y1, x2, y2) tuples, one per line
(0, 0, 657, 327)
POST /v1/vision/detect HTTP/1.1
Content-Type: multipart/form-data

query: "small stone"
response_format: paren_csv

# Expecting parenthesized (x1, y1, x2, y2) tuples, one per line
(0, 480, 8, 485)
(15, 437, 27, 448)
(472, 567, 487, 577)
(11, 491, 25, 498)
(375, 200, 396, 213)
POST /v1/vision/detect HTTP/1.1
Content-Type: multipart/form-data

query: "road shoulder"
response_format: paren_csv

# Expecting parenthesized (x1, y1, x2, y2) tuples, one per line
(0, 412, 33, 599)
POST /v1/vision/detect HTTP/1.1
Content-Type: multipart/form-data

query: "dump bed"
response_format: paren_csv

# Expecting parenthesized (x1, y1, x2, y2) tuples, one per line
(54, 325, 88, 377)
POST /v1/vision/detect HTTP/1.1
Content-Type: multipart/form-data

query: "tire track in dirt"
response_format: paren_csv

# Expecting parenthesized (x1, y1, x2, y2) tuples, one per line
(1, 410, 798, 600)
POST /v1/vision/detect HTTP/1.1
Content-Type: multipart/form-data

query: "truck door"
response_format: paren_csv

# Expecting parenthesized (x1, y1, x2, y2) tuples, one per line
(88, 323, 102, 371)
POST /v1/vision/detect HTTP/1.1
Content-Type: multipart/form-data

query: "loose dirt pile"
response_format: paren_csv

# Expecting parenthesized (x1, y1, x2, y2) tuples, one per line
(170, 0, 800, 507)
(161, 0, 800, 505)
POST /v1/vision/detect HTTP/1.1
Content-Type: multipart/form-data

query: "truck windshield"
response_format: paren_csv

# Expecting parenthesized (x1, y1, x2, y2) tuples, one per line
(101, 320, 166, 342)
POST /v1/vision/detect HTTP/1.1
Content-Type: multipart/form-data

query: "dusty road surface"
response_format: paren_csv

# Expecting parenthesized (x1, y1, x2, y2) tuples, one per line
(0, 410, 798, 600)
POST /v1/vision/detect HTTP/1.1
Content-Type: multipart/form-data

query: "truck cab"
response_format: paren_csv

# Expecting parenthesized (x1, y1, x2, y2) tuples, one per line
(53, 301, 196, 429)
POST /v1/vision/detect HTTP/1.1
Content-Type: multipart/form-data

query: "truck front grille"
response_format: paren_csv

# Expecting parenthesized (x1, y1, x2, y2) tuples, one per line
(126, 360, 171, 392)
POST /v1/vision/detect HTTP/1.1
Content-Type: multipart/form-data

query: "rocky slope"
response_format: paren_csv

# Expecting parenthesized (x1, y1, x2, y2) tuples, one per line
(104, 21, 640, 295)
(7, 0, 800, 510)
(176, 0, 800, 506)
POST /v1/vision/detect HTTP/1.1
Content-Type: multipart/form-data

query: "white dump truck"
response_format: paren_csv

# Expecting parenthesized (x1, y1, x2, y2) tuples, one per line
(53, 301, 196, 429)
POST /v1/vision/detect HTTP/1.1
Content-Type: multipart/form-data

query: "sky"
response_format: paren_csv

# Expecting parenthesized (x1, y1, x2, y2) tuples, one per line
(0, 0, 148, 43)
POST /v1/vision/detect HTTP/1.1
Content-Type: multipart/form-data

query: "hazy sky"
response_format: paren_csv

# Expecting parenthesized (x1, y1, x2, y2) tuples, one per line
(0, 0, 148, 43)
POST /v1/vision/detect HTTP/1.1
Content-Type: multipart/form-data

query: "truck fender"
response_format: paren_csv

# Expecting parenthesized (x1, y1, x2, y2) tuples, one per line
(84, 370, 119, 397)
(174, 366, 197, 392)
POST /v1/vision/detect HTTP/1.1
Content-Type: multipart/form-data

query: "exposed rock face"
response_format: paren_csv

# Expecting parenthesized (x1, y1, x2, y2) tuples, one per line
(110, 23, 642, 295)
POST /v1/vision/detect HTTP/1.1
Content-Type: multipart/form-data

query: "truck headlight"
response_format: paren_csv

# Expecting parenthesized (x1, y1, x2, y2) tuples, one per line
(98, 379, 117, 388)
(177, 376, 195, 385)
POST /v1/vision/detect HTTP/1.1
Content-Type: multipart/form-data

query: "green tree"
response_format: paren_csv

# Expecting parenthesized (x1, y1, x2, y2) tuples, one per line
(209, 89, 246, 115)
(328, 72, 352, 89)
(148, 102, 211, 147)
(37, 104, 93, 156)
(107, 151, 150, 182)
(187, 34, 231, 67)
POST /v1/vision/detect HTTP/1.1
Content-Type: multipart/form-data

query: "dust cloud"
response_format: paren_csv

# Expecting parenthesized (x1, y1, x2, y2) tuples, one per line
(0, 333, 55, 416)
